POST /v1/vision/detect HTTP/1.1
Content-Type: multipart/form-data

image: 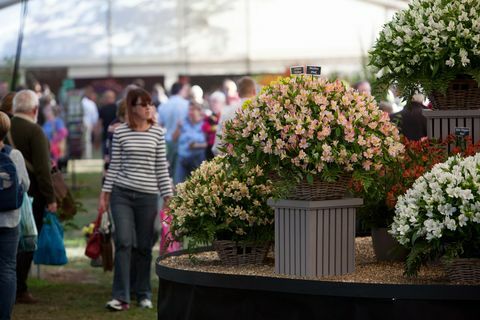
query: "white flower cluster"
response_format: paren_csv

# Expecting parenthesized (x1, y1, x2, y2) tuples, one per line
(391, 153, 480, 246)
(371, 0, 480, 75)
(169, 158, 275, 240)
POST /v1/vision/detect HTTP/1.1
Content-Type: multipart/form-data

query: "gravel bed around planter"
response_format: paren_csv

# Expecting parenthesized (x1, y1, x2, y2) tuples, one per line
(159, 237, 457, 285)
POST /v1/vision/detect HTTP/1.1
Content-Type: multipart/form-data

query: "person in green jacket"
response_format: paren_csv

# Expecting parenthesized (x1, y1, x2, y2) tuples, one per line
(9, 89, 57, 304)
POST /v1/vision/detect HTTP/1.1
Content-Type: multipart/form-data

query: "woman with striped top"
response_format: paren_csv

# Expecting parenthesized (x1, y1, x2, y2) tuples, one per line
(98, 88, 172, 311)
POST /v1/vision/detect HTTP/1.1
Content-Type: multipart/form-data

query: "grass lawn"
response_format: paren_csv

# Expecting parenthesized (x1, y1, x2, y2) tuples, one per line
(12, 171, 159, 320)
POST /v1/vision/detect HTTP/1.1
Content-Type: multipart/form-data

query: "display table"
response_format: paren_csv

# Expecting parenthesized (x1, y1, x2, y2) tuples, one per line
(156, 251, 480, 320)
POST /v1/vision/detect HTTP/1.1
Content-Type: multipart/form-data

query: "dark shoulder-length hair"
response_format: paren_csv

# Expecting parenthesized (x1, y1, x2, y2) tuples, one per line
(126, 88, 155, 129)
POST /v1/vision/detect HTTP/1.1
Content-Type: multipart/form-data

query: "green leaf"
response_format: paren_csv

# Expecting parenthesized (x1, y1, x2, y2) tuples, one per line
(430, 62, 439, 77)
(306, 174, 314, 184)
(411, 230, 421, 245)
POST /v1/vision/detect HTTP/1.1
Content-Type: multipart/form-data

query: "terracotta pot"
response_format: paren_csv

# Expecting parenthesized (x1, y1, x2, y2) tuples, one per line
(371, 227, 407, 262)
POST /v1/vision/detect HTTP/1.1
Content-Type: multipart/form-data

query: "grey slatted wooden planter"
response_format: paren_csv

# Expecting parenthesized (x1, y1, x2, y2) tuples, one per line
(423, 109, 480, 150)
(268, 198, 363, 277)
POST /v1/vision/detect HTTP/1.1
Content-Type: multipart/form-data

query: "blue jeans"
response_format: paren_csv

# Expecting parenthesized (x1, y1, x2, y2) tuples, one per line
(110, 186, 158, 304)
(0, 226, 19, 320)
(174, 153, 205, 185)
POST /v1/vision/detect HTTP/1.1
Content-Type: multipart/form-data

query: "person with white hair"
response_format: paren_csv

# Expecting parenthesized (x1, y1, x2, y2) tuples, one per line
(202, 91, 226, 160)
(8, 90, 56, 304)
(352, 81, 371, 95)
(189, 85, 204, 105)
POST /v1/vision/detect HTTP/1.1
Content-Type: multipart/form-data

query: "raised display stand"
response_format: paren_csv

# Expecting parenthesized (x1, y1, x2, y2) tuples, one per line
(268, 198, 363, 277)
(423, 109, 480, 150)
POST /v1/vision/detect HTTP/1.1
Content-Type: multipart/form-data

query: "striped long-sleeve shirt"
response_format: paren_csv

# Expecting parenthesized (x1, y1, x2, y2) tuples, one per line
(102, 123, 173, 197)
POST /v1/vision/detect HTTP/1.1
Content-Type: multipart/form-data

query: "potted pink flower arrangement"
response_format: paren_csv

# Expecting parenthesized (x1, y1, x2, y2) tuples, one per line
(221, 75, 404, 200)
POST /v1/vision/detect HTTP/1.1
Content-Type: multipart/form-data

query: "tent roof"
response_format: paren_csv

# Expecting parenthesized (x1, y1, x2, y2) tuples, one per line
(0, 0, 409, 77)
(0, 0, 21, 10)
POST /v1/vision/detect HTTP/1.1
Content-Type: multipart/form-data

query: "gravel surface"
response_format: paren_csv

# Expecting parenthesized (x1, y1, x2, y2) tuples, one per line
(159, 237, 456, 285)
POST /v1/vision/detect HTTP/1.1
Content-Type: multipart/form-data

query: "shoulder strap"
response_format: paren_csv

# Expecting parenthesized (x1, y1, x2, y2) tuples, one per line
(1, 144, 13, 155)
(6, 131, 35, 173)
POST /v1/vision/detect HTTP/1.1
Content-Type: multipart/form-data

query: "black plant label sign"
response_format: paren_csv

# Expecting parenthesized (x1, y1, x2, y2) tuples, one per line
(455, 127, 470, 137)
(290, 66, 305, 75)
(455, 127, 470, 151)
(306, 65, 321, 76)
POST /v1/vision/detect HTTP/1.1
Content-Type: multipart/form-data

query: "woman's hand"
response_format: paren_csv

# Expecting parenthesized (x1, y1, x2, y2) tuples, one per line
(162, 196, 171, 211)
(98, 191, 111, 213)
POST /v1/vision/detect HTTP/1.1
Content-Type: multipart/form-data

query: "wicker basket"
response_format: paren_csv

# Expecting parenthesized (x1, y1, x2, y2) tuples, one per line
(429, 76, 480, 110)
(443, 258, 480, 284)
(285, 173, 351, 201)
(213, 240, 270, 266)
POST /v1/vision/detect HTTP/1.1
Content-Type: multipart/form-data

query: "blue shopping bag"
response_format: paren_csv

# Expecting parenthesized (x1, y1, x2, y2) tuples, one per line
(33, 211, 68, 265)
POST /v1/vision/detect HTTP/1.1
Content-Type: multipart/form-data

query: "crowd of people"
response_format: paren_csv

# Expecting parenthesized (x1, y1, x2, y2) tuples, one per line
(0, 74, 430, 317)
(0, 89, 57, 318)
(0, 75, 260, 317)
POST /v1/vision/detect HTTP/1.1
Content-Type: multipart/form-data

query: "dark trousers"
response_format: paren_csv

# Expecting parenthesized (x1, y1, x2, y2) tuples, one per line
(205, 146, 214, 161)
(16, 196, 45, 295)
(174, 153, 205, 185)
(0, 226, 19, 319)
(110, 186, 158, 303)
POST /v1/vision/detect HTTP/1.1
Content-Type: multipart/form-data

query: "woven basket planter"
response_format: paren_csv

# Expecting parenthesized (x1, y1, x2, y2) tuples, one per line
(213, 240, 270, 266)
(443, 258, 480, 284)
(429, 76, 480, 110)
(286, 173, 351, 201)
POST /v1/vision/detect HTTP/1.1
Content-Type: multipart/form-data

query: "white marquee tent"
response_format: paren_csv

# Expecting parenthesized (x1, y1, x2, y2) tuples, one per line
(0, 0, 408, 84)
